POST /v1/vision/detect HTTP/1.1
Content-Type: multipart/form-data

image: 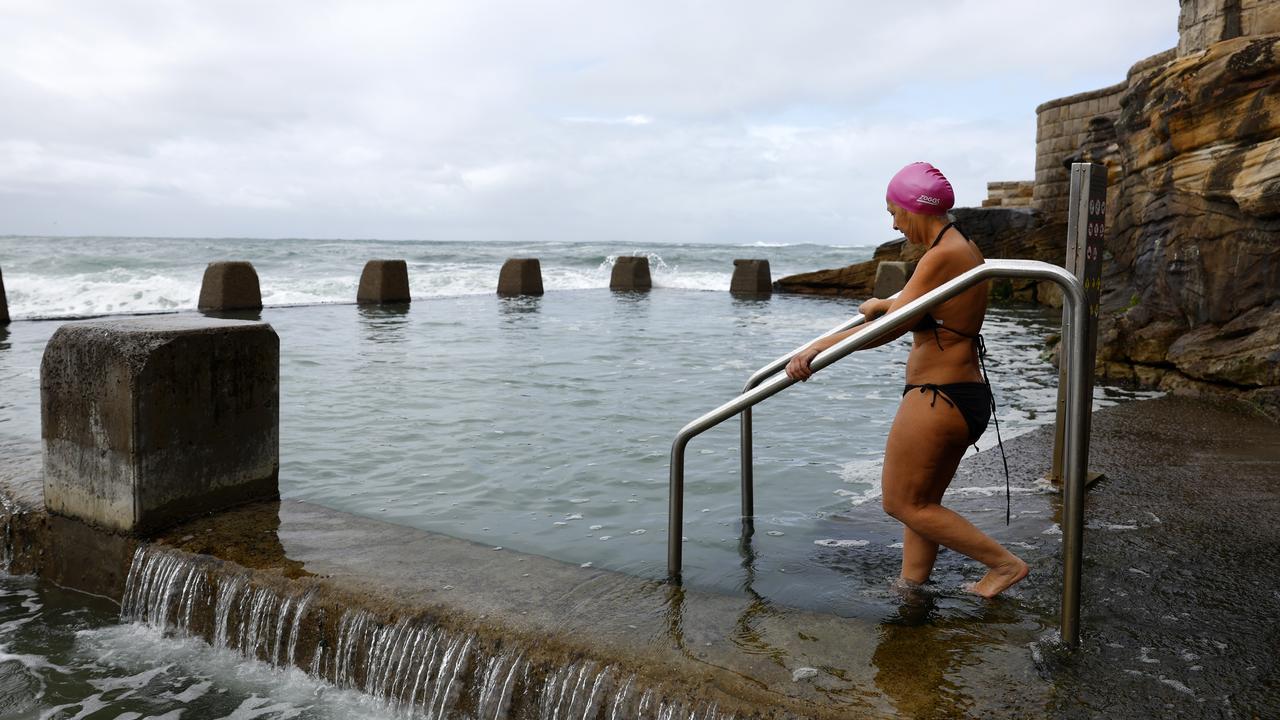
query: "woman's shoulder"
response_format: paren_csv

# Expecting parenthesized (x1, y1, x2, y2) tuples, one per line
(933, 232, 984, 271)
(918, 234, 980, 277)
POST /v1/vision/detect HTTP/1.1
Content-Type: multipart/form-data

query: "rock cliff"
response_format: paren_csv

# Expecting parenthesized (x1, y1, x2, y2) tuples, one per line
(1099, 34, 1280, 417)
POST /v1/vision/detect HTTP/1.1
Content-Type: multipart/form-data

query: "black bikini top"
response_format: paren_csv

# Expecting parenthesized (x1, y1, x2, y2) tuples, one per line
(909, 222, 981, 348)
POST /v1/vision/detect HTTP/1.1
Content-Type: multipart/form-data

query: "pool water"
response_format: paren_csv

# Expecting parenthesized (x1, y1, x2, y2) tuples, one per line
(0, 289, 1155, 610)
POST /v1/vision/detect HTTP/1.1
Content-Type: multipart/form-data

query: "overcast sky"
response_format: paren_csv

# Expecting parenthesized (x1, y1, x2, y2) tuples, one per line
(1, 1, 1178, 245)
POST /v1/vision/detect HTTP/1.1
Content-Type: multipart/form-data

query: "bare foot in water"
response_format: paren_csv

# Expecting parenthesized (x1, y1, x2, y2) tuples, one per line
(967, 558, 1029, 598)
(890, 577, 931, 608)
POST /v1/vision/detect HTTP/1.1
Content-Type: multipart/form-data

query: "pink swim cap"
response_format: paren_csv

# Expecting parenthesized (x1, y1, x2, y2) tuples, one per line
(886, 162, 954, 215)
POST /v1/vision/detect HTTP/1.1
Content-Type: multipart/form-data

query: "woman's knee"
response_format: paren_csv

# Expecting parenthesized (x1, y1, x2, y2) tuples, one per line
(882, 494, 920, 522)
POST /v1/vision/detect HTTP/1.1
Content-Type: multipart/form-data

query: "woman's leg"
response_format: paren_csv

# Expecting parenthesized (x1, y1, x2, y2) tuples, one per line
(900, 526, 938, 585)
(899, 448, 950, 583)
(882, 389, 1028, 597)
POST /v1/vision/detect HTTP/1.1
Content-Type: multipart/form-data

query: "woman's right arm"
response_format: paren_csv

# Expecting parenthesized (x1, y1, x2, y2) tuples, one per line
(784, 250, 956, 381)
(784, 296, 893, 381)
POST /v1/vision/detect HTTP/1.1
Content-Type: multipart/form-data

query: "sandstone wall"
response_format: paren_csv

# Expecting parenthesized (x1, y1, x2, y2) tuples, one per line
(1178, 0, 1280, 56)
(1032, 48, 1177, 223)
(1032, 83, 1127, 220)
(982, 181, 1034, 208)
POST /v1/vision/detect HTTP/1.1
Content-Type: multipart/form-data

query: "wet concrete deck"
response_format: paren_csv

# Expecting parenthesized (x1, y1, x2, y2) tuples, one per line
(3, 394, 1278, 717)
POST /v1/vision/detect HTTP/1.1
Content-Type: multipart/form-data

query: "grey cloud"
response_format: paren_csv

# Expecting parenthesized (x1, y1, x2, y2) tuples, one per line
(0, 0, 1177, 243)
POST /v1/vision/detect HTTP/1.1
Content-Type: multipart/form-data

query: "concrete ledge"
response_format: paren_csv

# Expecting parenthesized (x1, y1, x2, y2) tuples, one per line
(497, 258, 544, 296)
(729, 259, 771, 295)
(357, 259, 411, 304)
(40, 317, 279, 535)
(1034, 80, 1128, 114)
(873, 261, 916, 298)
(198, 261, 263, 311)
(0, 265, 8, 325)
(610, 256, 651, 291)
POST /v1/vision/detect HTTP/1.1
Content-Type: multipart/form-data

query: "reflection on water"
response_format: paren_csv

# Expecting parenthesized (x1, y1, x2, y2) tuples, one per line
(609, 289, 652, 313)
(199, 308, 264, 322)
(498, 295, 542, 317)
(874, 609, 981, 718)
(729, 294, 773, 309)
(729, 529, 793, 665)
(166, 500, 311, 579)
(356, 304, 410, 345)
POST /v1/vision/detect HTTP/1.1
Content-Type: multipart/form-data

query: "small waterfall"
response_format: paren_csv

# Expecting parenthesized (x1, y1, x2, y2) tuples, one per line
(122, 545, 740, 720)
(0, 499, 22, 575)
(0, 512, 12, 574)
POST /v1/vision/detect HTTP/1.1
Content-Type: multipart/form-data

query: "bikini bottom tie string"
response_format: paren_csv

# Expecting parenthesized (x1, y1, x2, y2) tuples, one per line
(913, 384, 955, 409)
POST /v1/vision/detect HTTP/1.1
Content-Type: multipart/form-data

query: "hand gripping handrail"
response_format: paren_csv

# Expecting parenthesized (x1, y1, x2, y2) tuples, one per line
(737, 291, 900, 519)
(668, 259, 1093, 648)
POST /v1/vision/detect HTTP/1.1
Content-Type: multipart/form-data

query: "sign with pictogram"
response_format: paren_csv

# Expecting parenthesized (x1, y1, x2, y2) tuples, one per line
(1051, 163, 1106, 485)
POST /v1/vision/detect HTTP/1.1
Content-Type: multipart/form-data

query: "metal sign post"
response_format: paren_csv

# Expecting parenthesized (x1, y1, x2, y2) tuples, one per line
(1053, 163, 1105, 649)
(1051, 163, 1106, 485)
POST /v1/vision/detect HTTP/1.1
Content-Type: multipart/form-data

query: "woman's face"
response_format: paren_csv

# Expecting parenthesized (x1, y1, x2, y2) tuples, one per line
(887, 202, 909, 239)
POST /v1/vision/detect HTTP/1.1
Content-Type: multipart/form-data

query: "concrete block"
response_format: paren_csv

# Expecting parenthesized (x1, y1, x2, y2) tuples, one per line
(874, 261, 916, 299)
(0, 266, 8, 325)
(198, 262, 263, 311)
(729, 259, 771, 295)
(41, 317, 279, 535)
(357, 259, 411, 304)
(497, 258, 544, 296)
(610, 256, 651, 291)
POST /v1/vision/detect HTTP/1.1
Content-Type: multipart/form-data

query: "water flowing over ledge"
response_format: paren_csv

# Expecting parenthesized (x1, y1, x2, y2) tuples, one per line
(120, 544, 738, 720)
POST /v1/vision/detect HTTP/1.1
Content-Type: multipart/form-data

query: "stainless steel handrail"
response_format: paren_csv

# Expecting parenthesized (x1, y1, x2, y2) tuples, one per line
(737, 292, 900, 518)
(668, 258, 1092, 648)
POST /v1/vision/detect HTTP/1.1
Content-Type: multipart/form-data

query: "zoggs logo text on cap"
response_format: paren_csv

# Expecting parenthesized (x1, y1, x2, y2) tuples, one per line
(916, 194, 942, 206)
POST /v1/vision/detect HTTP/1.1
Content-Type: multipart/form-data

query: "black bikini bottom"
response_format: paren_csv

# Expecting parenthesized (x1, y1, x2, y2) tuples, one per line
(901, 382, 992, 445)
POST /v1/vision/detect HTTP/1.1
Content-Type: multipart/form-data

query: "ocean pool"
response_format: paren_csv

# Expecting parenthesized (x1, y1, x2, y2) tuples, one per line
(0, 289, 1154, 612)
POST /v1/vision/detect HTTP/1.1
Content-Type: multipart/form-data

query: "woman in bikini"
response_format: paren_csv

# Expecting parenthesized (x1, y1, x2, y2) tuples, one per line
(785, 162, 1028, 598)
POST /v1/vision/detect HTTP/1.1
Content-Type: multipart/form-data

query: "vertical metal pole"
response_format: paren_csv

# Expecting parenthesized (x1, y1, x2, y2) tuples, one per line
(1052, 166, 1090, 482)
(668, 440, 686, 582)
(740, 409, 754, 518)
(1059, 162, 1106, 648)
(1060, 291, 1089, 648)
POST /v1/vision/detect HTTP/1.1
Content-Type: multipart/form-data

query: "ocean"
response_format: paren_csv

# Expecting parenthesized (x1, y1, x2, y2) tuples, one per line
(0, 236, 871, 320)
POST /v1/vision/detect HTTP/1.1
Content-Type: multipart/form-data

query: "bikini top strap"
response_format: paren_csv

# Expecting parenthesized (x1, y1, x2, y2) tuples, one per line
(932, 320, 982, 343)
(929, 221, 956, 249)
